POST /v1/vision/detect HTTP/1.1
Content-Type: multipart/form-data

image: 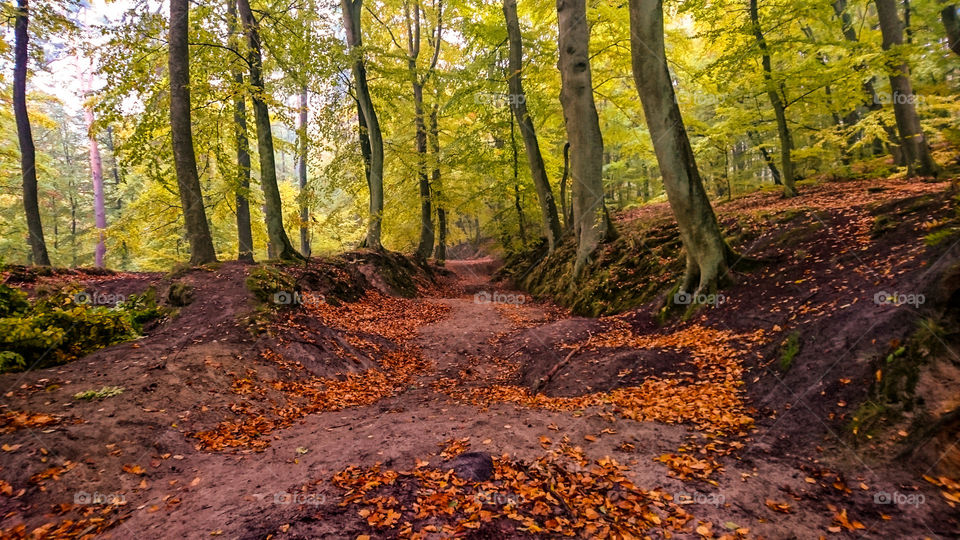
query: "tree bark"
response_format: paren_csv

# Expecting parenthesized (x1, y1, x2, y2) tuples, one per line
(14, 0, 50, 266)
(298, 86, 310, 257)
(343, 0, 384, 250)
(747, 131, 782, 185)
(875, 0, 939, 177)
(237, 0, 301, 260)
(749, 0, 797, 197)
(629, 0, 733, 295)
(83, 76, 107, 268)
(503, 0, 562, 252)
(559, 141, 572, 229)
(406, 0, 443, 260)
(557, 0, 608, 277)
(943, 4, 960, 56)
(510, 108, 527, 246)
(168, 0, 217, 265)
(228, 0, 254, 262)
(429, 105, 446, 262)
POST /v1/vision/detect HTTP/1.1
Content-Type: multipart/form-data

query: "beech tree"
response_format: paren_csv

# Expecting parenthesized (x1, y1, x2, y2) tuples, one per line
(14, 0, 51, 266)
(557, 0, 609, 277)
(168, 0, 217, 265)
(343, 0, 385, 251)
(503, 0, 562, 252)
(237, 0, 301, 260)
(629, 0, 733, 294)
(875, 0, 939, 178)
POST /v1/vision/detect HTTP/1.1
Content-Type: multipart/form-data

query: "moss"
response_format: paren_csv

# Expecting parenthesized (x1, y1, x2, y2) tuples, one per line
(167, 281, 195, 307)
(778, 331, 801, 372)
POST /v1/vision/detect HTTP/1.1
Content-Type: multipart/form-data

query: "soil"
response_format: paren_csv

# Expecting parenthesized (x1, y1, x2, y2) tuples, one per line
(1, 178, 959, 539)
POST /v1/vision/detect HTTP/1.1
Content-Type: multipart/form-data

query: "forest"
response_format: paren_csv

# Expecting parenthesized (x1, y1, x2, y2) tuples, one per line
(1, 0, 960, 537)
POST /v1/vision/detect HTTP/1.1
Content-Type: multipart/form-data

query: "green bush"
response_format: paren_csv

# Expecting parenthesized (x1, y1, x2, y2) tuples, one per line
(0, 283, 151, 373)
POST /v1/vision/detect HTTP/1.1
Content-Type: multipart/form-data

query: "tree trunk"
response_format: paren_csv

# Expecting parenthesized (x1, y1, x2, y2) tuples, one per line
(429, 105, 446, 262)
(83, 78, 107, 268)
(298, 86, 310, 257)
(629, 0, 733, 295)
(748, 131, 782, 185)
(228, 0, 254, 263)
(750, 0, 797, 197)
(168, 0, 217, 265)
(237, 0, 301, 260)
(406, 0, 443, 260)
(875, 0, 939, 177)
(510, 108, 527, 246)
(343, 0, 384, 250)
(943, 4, 960, 56)
(557, 0, 608, 277)
(14, 0, 50, 266)
(559, 141, 572, 229)
(503, 0, 562, 252)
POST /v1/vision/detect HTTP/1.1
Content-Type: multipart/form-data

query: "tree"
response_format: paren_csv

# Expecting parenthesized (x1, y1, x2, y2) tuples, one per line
(227, 0, 254, 262)
(14, 0, 51, 266)
(503, 0, 562, 252)
(82, 76, 106, 268)
(429, 104, 446, 262)
(237, 0, 302, 260)
(557, 0, 608, 277)
(168, 0, 217, 265)
(404, 0, 444, 260)
(629, 0, 733, 295)
(749, 0, 797, 197)
(342, 0, 385, 251)
(943, 3, 960, 56)
(875, 0, 939, 177)
(298, 87, 310, 257)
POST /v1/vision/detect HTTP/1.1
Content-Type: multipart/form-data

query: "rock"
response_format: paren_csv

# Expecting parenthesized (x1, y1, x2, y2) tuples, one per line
(444, 452, 493, 482)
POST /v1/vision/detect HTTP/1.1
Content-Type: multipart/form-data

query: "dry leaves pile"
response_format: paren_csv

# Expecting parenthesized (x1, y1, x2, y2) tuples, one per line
(193, 292, 448, 451)
(436, 324, 765, 436)
(923, 474, 960, 507)
(0, 505, 128, 540)
(0, 411, 60, 434)
(331, 440, 730, 539)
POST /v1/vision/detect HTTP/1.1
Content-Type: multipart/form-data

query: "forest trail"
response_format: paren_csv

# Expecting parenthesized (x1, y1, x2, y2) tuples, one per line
(1, 250, 956, 538)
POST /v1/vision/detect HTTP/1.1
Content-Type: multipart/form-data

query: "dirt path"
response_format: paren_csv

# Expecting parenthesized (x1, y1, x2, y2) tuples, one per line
(1, 259, 955, 539)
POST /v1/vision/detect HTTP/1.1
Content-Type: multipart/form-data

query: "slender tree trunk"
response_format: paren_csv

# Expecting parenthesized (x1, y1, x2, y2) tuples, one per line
(406, 0, 443, 260)
(298, 86, 310, 257)
(429, 105, 446, 262)
(875, 0, 939, 177)
(943, 4, 960, 56)
(557, 0, 608, 277)
(750, 0, 797, 197)
(629, 0, 733, 295)
(503, 0, 562, 252)
(748, 131, 782, 185)
(169, 0, 217, 265)
(559, 141, 572, 230)
(105, 126, 122, 210)
(510, 108, 527, 246)
(83, 78, 107, 268)
(228, 0, 254, 262)
(342, 0, 384, 250)
(237, 0, 301, 260)
(14, 0, 50, 266)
